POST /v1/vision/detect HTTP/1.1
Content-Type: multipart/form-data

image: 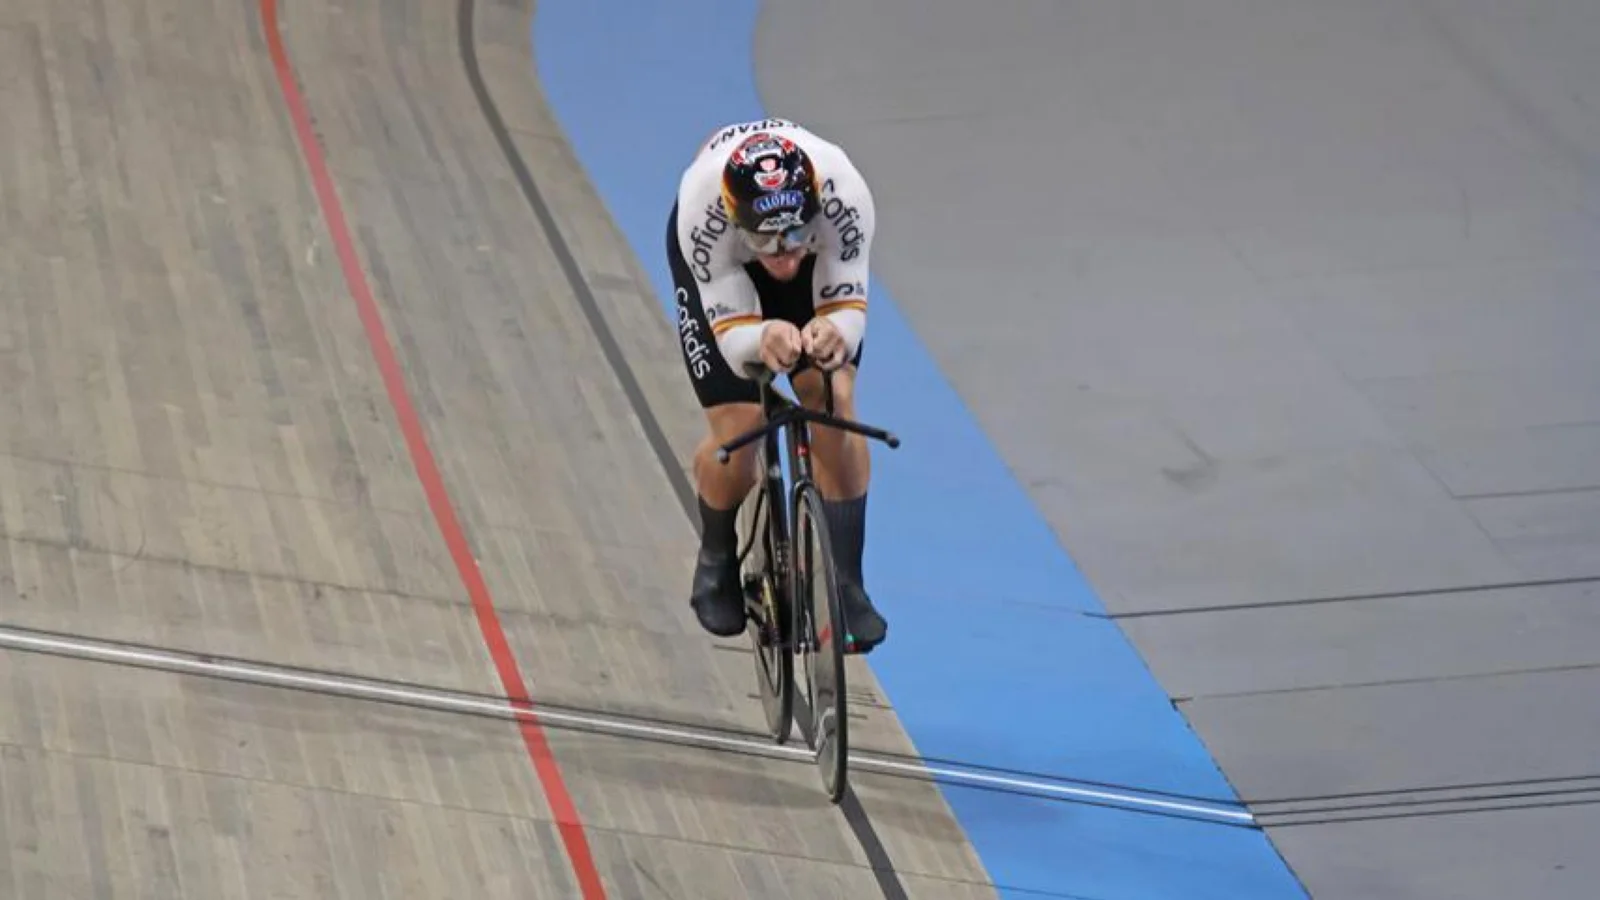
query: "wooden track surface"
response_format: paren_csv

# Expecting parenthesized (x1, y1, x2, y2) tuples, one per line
(0, 0, 998, 896)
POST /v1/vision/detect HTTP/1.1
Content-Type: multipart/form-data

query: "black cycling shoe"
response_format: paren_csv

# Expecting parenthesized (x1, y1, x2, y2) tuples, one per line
(690, 548, 746, 637)
(839, 583, 887, 653)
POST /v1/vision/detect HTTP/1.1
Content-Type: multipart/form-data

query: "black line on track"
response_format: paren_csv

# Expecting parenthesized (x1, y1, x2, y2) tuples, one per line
(1451, 484, 1600, 501)
(455, 1, 693, 520)
(1247, 773, 1600, 808)
(1257, 786, 1600, 817)
(1174, 661, 1600, 703)
(1100, 574, 1600, 620)
(1259, 795, 1600, 828)
(456, 3, 909, 896)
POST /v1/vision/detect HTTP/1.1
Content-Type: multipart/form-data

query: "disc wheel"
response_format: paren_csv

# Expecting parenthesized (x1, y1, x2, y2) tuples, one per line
(737, 459, 792, 744)
(791, 483, 849, 802)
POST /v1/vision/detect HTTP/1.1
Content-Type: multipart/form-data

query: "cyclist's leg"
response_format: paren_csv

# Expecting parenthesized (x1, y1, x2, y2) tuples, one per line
(766, 263, 885, 650)
(790, 359, 872, 580)
(686, 402, 767, 636)
(667, 201, 766, 636)
(789, 358, 868, 500)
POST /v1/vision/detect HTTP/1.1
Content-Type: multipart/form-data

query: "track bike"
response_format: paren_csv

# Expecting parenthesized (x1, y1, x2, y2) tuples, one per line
(716, 360, 900, 801)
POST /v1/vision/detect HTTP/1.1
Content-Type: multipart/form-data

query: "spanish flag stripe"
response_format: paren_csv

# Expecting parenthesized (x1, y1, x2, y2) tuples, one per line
(710, 314, 762, 335)
(815, 299, 868, 316)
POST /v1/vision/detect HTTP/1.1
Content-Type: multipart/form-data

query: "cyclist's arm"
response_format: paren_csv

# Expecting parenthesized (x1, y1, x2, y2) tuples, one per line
(702, 269, 765, 376)
(671, 166, 765, 377)
(811, 179, 876, 359)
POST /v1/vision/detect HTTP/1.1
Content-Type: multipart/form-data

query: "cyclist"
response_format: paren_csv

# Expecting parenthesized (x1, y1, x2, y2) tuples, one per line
(665, 118, 887, 653)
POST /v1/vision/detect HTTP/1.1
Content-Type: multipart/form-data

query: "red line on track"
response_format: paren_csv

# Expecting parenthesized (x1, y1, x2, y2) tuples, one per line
(258, 2, 607, 896)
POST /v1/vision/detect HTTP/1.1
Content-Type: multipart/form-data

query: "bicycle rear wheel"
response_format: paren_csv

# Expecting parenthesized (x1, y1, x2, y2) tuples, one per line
(791, 481, 849, 802)
(737, 454, 792, 743)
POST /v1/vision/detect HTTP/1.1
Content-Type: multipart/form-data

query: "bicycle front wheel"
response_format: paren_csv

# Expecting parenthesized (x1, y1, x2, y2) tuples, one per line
(791, 481, 849, 803)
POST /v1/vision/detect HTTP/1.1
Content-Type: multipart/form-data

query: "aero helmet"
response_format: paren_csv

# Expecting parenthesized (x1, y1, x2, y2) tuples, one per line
(720, 132, 821, 252)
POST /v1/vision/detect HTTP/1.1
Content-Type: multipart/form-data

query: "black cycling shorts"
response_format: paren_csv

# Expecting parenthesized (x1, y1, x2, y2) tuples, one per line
(666, 201, 864, 409)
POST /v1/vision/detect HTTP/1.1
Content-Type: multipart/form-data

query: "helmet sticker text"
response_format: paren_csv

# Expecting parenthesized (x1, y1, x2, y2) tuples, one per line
(752, 190, 806, 215)
(757, 210, 806, 232)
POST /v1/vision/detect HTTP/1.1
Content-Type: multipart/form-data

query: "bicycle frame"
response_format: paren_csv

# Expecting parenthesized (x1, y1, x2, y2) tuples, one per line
(718, 363, 900, 643)
(716, 359, 899, 800)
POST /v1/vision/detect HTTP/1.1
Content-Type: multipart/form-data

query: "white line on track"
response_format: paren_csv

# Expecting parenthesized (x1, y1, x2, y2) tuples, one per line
(0, 625, 1254, 825)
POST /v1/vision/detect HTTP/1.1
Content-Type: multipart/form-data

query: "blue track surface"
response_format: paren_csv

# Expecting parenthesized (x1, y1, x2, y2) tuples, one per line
(532, 4, 1306, 897)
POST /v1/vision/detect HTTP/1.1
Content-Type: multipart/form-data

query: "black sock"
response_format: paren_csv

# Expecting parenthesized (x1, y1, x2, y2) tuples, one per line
(698, 495, 740, 557)
(822, 493, 867, 588)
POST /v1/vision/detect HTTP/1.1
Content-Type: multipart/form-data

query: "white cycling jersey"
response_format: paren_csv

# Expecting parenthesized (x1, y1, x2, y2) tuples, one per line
(673, 118, 875, 376)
